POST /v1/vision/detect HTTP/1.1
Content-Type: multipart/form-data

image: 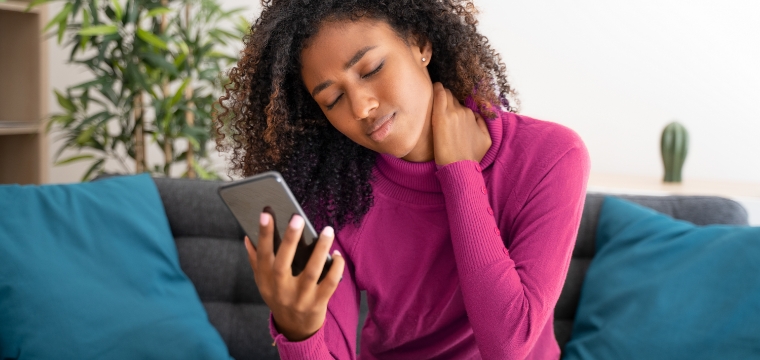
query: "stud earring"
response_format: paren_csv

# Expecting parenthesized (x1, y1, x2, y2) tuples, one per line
(422, 57, 426, 62)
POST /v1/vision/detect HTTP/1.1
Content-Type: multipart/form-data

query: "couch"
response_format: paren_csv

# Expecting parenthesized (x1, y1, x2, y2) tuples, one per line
(150, 177, 749, 359)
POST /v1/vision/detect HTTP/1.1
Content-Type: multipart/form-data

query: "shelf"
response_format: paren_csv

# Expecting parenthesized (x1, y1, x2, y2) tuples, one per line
(0, 2, 47, 185)
(588, 173, 760, 199)
(0, 1, 38, 13)
(0, 121, 42, 135)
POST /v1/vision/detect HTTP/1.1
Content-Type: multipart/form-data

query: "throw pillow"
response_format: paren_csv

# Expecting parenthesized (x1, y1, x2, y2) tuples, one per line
(0, 174, 231, 359)
(563, 196, 760, 360)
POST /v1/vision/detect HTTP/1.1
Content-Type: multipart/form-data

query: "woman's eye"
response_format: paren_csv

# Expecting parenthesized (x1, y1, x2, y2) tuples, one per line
(362, 61, 384, 79)
(326, 94, 342, 110)
(325, 61, 384, 110)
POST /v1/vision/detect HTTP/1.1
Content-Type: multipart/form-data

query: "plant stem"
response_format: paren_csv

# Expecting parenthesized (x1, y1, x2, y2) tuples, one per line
(185, 2, 196, 179)
(133, 93, 145, 173)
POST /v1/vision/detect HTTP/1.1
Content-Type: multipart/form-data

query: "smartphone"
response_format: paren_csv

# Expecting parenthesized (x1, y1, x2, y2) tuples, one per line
(218, 171, 333, 283)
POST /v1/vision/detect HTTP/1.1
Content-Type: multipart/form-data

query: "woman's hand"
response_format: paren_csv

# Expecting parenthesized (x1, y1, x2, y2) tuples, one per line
(244, 213, 345, 342)
(431, 82, 492, 167)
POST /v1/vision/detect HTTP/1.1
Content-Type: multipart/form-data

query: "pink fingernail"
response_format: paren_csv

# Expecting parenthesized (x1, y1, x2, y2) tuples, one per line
(289, 215, 304, 229)
(260, 212, 270, 226)
(323, 226, 334, 237)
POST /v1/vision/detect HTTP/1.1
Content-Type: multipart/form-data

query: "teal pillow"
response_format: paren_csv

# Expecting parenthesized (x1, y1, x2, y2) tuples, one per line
(0, 174, 230, 359)
(563, 196, 760, 360)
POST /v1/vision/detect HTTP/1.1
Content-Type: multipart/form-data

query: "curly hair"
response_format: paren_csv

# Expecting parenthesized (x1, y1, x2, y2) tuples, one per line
(215, 0, 518, 232)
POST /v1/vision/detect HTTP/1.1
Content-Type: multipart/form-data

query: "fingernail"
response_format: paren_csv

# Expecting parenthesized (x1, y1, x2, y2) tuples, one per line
(323, 226, 334, 237)
(260, 212, 270, 226)
(340, 276, 343, 282)
(332, 249, 340, 257)
(289, 215, 304, 229)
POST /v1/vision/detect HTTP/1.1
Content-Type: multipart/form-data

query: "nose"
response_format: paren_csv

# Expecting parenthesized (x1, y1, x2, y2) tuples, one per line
(348, 86, 379, 120)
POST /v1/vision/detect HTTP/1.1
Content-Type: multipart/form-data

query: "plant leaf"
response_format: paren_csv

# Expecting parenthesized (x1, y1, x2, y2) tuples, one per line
(111, 0, 123, 20)
(25, 0, 56, 11)
(44, 2, 72, 33)
(79, 25, 119, 36)
(145, 7, 171, 18)
(54, 89, 77, 112)
(136, 28, 168, 49)
(81, 158, 106, 182)
(55, 154, 95, 166)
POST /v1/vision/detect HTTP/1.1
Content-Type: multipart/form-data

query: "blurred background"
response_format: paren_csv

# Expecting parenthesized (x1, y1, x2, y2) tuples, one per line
(3, 0, 759, 220)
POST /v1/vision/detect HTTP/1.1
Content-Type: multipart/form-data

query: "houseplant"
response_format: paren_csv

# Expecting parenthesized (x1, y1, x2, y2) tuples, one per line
(29, 0, 249, 180)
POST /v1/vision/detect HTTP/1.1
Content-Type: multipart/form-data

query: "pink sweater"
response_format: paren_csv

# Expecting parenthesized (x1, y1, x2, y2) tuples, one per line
(268, 104, 591, 359)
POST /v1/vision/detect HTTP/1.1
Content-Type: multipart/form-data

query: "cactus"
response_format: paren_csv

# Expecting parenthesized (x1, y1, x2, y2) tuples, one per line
(661, 121, 689, 183)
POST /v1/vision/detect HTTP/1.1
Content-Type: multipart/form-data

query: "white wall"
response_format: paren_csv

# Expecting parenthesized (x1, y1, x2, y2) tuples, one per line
(48, 0, 760, 184)
(476, 0, 760, 183)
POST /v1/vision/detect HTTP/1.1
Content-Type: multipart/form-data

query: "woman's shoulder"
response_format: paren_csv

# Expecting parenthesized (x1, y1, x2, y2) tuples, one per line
(502, 112, 586, 154)
(494, 111, 590, 179)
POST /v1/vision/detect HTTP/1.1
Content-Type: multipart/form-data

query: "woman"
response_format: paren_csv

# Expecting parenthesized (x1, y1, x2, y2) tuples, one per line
(215, 0, 590, 359)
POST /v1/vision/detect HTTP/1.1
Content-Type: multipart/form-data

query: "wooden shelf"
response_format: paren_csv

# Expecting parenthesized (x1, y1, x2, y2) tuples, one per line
(588, 173, 760, 199)
(0, 2, 47, 184)
(0, 121, 42, 135)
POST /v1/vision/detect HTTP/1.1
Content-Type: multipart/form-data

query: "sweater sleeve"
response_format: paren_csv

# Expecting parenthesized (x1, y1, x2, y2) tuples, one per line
(267, 236, 361, 359)
(435, 145, 590, 359)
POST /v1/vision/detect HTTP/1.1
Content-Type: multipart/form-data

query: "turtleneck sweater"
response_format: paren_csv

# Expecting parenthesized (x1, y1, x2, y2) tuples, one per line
(267, 103, 590, 359)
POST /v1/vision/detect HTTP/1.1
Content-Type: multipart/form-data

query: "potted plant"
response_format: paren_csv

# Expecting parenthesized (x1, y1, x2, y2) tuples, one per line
(29, 0, 249, 180)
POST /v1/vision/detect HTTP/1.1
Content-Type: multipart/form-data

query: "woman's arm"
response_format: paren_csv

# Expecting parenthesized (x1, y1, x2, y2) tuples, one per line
(436, 144, 590, 359)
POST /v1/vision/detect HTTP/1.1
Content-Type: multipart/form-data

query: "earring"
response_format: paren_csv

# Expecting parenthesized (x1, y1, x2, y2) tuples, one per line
(422, 57, 426, 62)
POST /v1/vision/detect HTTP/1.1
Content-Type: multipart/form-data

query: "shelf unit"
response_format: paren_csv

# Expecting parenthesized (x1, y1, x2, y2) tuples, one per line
(0, 1, 48, 185)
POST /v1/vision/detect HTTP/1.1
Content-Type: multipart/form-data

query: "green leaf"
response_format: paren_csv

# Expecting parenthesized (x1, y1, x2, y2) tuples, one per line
(57, 16, 67, 44)
(79, 25, 119, 36)
(44, 2, 72, 33)
(54, 89, 77, 112)
(25, 0, 56, 11)
(75, 126, 97, 145)
(111, 0, 123, 20)
(140, 52, 178, 76)
(136, 28, 167, 49)
(80, 8, 91, 54)
(81, 158, 106, 182)
(170, 78, 191, 107)
(145, 7, 171, 18)
(55, 154, 95, 166)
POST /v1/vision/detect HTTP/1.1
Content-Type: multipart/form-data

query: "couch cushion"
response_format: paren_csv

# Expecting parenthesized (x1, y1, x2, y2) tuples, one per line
(563, 196, 760, 359)
(152, 178, 282, 359)
(554, 193, 749, 352)
(0, 174, 230, 359)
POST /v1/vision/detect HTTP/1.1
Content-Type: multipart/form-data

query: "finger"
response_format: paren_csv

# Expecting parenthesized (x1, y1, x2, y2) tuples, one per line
(244, 236, 258, 272)
(302, 226, 336, 285)
(315, 247, 346, 305)
(257, 212, 275, 270)
(445, 88, 458, 110)
(272, 214, 305, 278)
(432, 82, 447, 114)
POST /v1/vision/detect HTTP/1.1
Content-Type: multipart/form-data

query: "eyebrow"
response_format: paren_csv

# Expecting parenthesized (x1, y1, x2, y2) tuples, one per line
(310, 45, 378, 98)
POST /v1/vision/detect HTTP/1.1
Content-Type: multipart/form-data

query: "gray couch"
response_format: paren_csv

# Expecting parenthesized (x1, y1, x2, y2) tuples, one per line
(150, 177, 749, 359)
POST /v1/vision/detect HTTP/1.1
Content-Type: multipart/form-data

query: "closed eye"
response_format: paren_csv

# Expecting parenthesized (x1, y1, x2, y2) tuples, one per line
(362, 61, 384, 79)
(326, 61, 385, 111)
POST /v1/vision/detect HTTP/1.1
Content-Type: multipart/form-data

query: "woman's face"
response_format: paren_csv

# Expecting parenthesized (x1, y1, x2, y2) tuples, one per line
(300, 19, 434, 162)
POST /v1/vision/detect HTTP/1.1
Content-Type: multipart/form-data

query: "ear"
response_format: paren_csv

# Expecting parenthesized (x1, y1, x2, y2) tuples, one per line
(410, 34, 433, 67)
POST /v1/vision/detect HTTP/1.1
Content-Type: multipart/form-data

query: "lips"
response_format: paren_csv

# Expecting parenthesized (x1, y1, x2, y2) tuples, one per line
(366, 112, 395, 136)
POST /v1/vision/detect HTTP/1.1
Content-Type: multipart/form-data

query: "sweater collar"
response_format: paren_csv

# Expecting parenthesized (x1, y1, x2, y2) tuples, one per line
(372, 97, 504, 203)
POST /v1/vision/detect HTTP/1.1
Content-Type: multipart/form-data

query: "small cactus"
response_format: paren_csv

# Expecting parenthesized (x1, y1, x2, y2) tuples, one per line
(661, 121, 688, 183)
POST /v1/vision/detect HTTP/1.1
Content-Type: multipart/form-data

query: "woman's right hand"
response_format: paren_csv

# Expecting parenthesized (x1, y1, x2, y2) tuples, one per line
(244, 212, 345, 342)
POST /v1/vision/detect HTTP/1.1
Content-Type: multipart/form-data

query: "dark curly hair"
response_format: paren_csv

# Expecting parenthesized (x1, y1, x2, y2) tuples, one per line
(215, 0, 518, 232)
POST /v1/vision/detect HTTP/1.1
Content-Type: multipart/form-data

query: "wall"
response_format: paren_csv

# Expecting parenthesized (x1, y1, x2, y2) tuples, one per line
(48, 0, 760, 184)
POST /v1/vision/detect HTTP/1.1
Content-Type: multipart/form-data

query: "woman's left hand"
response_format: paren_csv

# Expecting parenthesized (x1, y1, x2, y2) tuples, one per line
(431, 82, 492, 167)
